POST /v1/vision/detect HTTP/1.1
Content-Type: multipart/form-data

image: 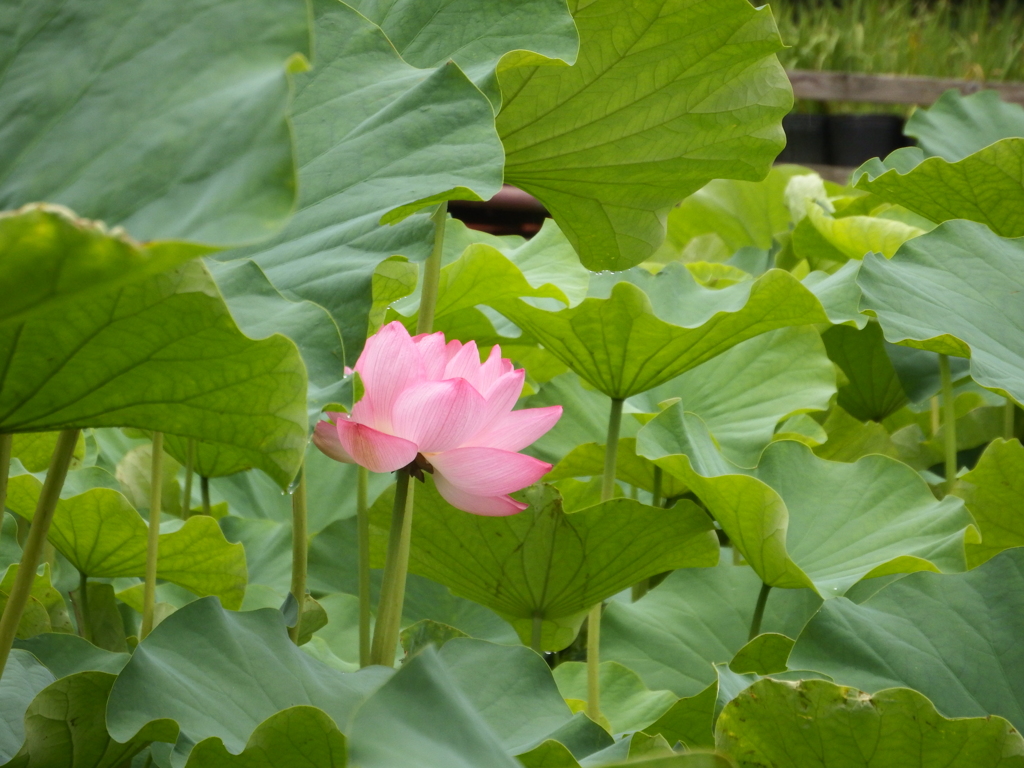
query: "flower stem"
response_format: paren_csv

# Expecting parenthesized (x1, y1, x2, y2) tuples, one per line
(588, 398, 624, 722)
(357, 466, 371, 667)
(141, 432, 164, 639)
(0, 428, 79, 677)
(370, 470, 413, 666)
(417, 202, 447, 336)
(288, 462, 308, 645)
(749, 582, 772, 641)
(182, 438, 195, 518)
(201, 475, 211, 516)
(1005, 398, 1016, 440)
(78, 569, 91, 642)
(939, 354, 957, 489)
(631, 465, 663, 602)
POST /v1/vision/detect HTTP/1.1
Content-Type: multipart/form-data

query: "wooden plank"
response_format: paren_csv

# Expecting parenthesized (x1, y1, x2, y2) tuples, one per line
(788, 69, 1024, 106)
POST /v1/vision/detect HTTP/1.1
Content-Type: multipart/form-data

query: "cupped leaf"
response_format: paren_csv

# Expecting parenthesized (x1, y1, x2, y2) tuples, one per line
(0, 0, 310, 245)
(497, 0, 792, 270)
(801, 261, 870, 330)
(497, 265, 829, 399)
(855, 138, 1024, 237)
(6, 474, 247, 609)
(106, 598, 391, 767)
(554, 662, 677, 735)
(716, 678, 1024, 768)
(548, 438, 689, 500)
(185, 706, 346, 768)
(223, 0, 506, 359)
(630, 326, 836, 467)
(661, 166, 810, 261)
(8, 431, 86, 474)
(638, 406, 976, 595)
(0, 206, 208, 329)
(602, 565, 821, 698)
(347, 0, 579, 103)
(822, 322, 907, 422)
(0, 260, 307, 488)
(347, 646, 519, 768)
(905, 89, 1024, 162)
(13, 634, 128, 679)
(802, 201, 924, 261)
(954, 438, 1024, 567)
(0, 564, 72, 636)
(370, 481, 718, 650)
(789, 549, 1024, 730)
(11, 671, 173, 768)
(729, 634, 794, 676)
(859, 220, 1024, 404)
(0, 652, 54, 763)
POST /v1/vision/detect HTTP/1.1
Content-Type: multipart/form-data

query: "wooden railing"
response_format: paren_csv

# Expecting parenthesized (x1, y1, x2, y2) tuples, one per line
(788, 69, 1024, 106)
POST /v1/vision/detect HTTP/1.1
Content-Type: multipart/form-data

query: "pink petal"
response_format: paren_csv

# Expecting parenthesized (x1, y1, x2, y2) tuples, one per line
(444, 340, 481, 384)
(434, 475, 528, 516)
(430, 446, 551, 495)
(336, 419, 418, 474)
(312, 417, 354, 464)
(475, 345, 506, 393)
(412, 332, 448, 380)
(463, 406, 563, 452)
(354, 322, 425, 426)
(476, 369, 525, 429)
(391, 378, 487, 453)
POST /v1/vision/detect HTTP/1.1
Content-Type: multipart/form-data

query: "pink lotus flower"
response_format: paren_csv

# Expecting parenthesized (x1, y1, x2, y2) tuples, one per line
(314, 322, 561, 516)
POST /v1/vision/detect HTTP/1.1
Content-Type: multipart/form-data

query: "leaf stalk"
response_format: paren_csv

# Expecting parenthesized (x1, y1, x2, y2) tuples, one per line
(288, 462, 308, 645)
(370, 469, 413, 666)
(0, 428, 79, 676)
(182, 438, 195, 518)
(939, 354, 957, 489)
(357, 466, 371, 666)
(749, 582, 772, 641)
(141, 432, 164, 639)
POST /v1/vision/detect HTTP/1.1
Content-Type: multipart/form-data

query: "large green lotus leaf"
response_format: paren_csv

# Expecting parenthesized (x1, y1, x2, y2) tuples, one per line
(8, 431, 86, 475)
(348, 646, 519, 768)
(0, 261, 307, 488)
(13, 634, 128, 679)
(638, 406, 976, 595)
(905, 89, 1024, 162)
(519, 374, 640, 465)
(0, 652, 54, 764)
(821, 322, 907, 422)
(602, 565, 821, 698)
(106, 598, 391, 767)
(346, 0, 578, 104)
(436, 638, 611, 757)
(803, 202, 924, 261)
(0, 206, 209, 329)
(6, 474, 247, 609)
(0, 564, 73, 636)
(789, 549, 1024, 731)
(9, 671, 173, 768)
(496, 265, 829, 399)
(496, 0, 792, 271)
(370, 481, 718, 650)
(855, 139, 1024, 237)
(631, 327, 836, 467)
(953, 439, 1024, 567)
(185, 706, 346, 768)
(206, 259, 346, 428)
(802, 261, 870, 330)
(114, 443, 183, 518)
(859, 220, 1024, 404)
(554, 661, 677, 735)
(223, 0, 507, 361)
(811, 406, 899, 464)
(716, 678, 1024, 768)
(661, 166, 810, 261)
(0, 0, 308, 246)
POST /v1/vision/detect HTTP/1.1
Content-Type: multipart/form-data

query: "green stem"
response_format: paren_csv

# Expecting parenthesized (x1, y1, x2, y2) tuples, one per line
(288, 462, 308, 645)
(416, 202, 447, 336)
(201, 475, 211, 516)
(0, 433, 11, 549)
(1005, 398, 1016, 440)
(141, 432, 164, 639)
(939, 354, 957, 489)
(357, 466, 371, 667)
(930, 395, 940, 438)
(749, 582, 772, 641)
(370, 470, 413, 666)
(531, 612, 543, 654)
(632, 465, 664, 602)
(587, 398, 624, 721)
(0, 429, 79, 677)
(78, 570, 91, 643)
(182, 438, 195, 518)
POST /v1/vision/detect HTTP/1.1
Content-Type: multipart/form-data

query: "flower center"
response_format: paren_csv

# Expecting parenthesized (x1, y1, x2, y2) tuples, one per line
(403, 452, 435, 482)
